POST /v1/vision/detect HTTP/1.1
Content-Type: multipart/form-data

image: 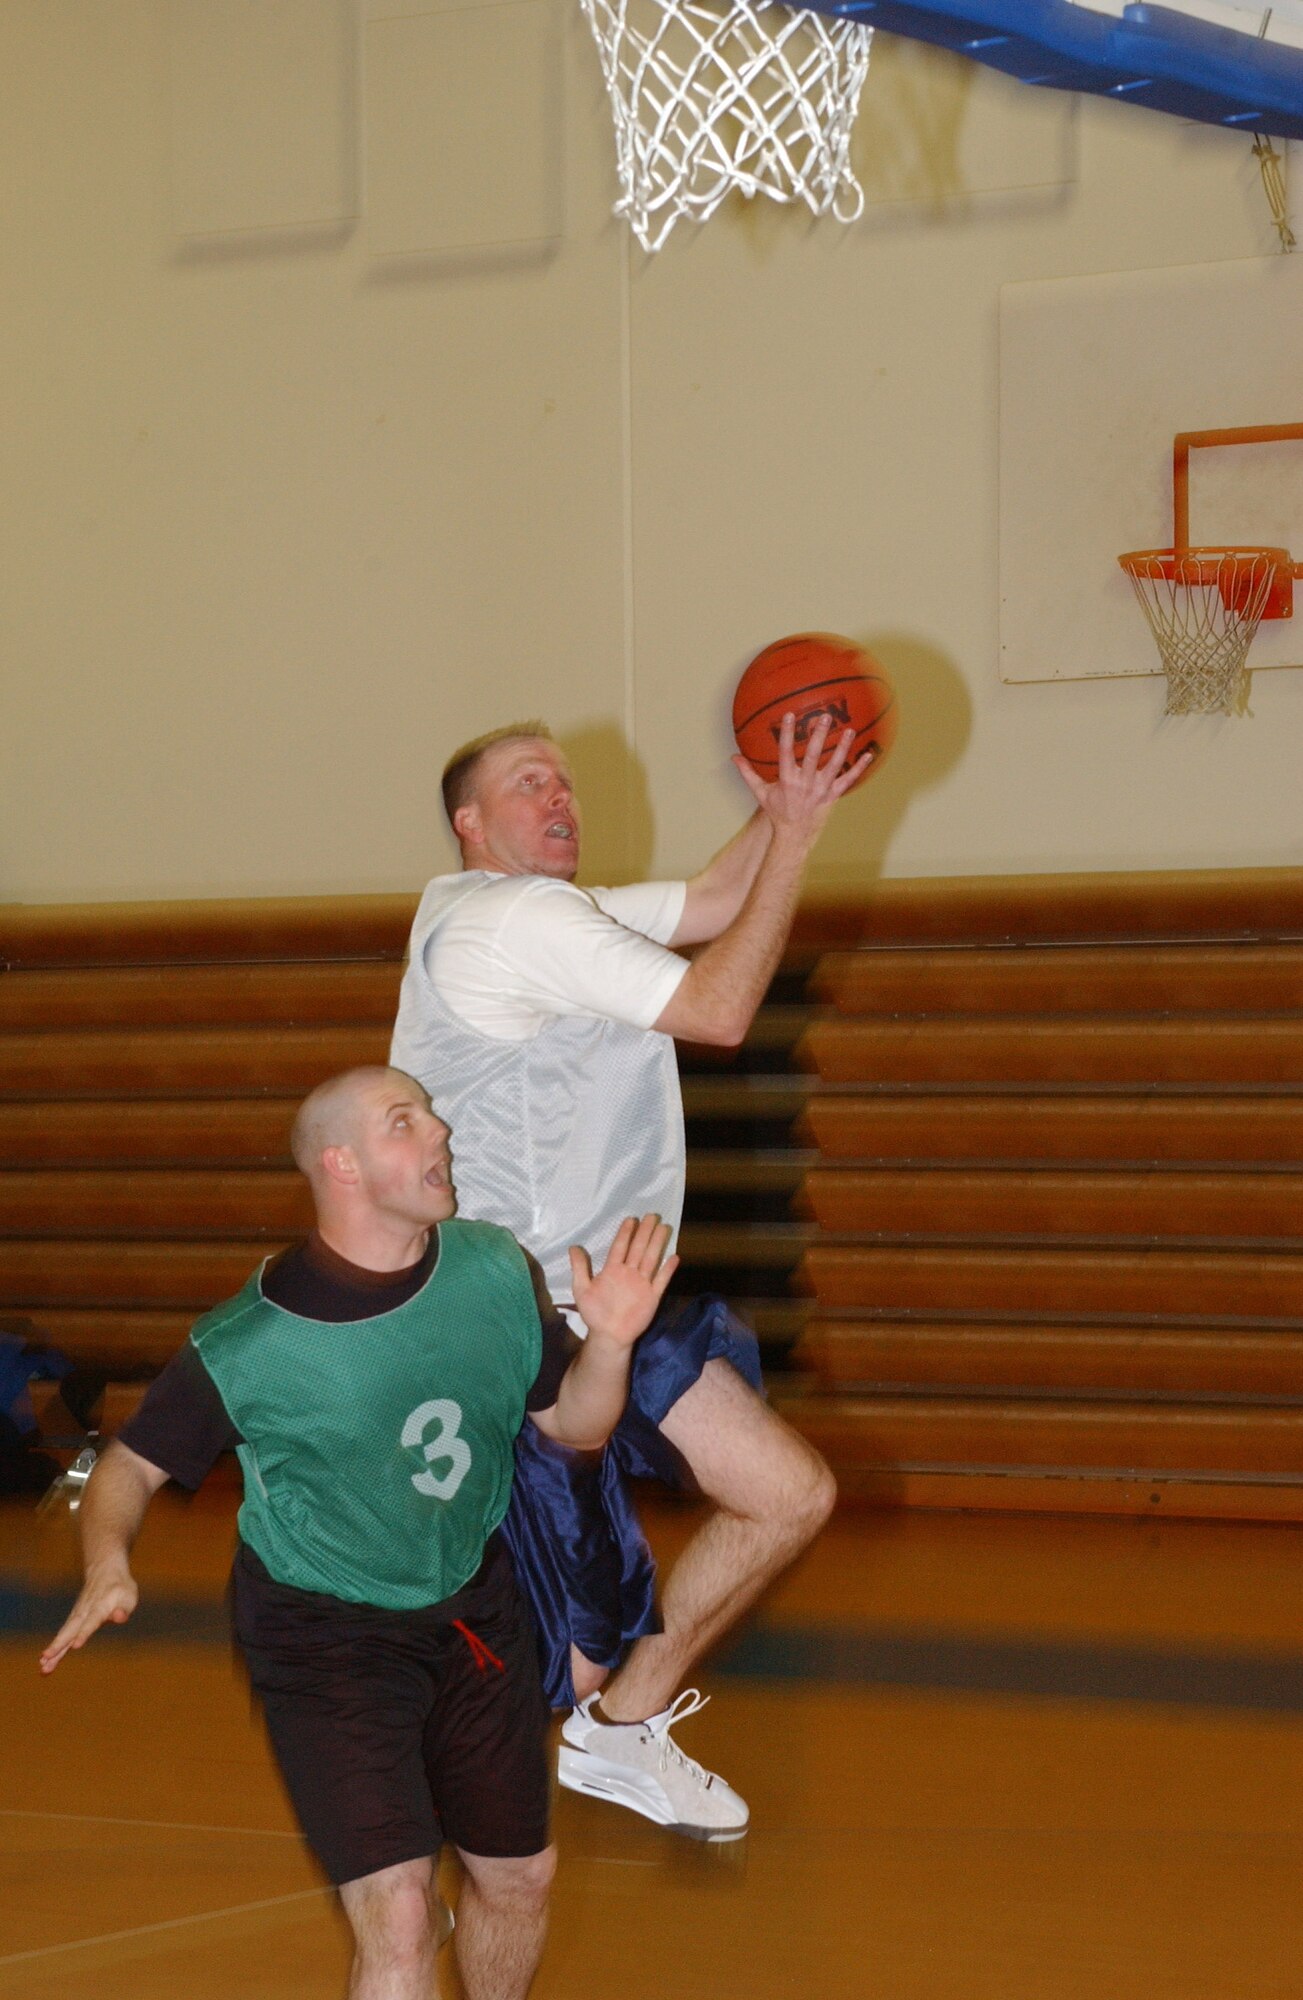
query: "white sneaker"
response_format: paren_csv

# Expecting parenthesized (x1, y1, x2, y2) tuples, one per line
(558, 1689, 749, 1842)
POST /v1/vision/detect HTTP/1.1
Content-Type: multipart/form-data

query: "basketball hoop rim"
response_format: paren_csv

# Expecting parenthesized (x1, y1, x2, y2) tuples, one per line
(1118, 428, 1303, 707)
(1117, 544, 1296, 579)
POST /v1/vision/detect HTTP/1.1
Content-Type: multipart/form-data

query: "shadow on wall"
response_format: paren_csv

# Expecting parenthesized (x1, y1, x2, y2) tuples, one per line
(556, 720, 658, 887)
(730, 33, 1073, 259)
(804, 631, 973, 889)
(853, 35, 975, 210)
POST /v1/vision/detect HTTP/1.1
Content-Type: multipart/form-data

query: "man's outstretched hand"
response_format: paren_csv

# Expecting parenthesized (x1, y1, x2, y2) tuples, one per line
(569, 1214, 678, 1348)
(40, 1566, 138, 1675)
(733, 710, 874, 845)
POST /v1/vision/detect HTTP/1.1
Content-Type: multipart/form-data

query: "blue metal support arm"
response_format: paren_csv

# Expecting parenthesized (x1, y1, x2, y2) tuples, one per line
(819, 0, 1303, 139)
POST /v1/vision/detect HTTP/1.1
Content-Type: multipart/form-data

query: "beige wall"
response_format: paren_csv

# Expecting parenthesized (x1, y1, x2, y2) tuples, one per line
(1, 0, 1298, 905)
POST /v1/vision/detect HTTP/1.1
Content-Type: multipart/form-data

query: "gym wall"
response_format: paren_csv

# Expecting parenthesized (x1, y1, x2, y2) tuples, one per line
(1, 0, 1297, 904)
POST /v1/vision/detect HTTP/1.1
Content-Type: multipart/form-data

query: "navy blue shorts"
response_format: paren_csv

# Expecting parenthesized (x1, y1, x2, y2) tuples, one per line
(497, 1293, 763, 1709)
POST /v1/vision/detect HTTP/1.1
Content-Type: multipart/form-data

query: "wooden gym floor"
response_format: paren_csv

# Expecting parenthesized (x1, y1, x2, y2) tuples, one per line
(2, 1492, 1302, 2000)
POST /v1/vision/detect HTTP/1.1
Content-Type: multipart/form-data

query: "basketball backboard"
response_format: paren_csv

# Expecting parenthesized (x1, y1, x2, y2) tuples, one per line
(999, 252, 1303, 685)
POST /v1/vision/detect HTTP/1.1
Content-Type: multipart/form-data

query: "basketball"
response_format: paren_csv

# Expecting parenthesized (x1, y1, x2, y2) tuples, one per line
(732, 633, 897, 788)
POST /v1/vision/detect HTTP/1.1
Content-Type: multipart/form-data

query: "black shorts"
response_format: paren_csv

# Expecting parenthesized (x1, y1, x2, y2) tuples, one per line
(231, 1533, 551, 1887)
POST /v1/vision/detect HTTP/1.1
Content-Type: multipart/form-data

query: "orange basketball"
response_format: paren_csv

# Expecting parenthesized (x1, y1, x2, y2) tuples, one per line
(732, 632, 897, 788)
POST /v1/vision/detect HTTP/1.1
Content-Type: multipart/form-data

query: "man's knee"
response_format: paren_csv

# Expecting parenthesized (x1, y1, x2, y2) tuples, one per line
(798, 1448, 838, 1536)
(458, 1845, 556, 1912)
(753, 1425, 836, 1545)
(570, 1645, 610, 1703)
(340, 1856, 437, 1965)
(664, 1365, 837, 1532)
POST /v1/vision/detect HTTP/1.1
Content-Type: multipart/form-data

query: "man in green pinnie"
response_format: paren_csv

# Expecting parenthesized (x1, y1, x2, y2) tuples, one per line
(41, 1065, 678, 2000)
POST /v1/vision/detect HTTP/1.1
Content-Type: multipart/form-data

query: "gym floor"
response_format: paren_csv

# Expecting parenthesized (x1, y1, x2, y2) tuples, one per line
(2, 1490, 1301, 1999)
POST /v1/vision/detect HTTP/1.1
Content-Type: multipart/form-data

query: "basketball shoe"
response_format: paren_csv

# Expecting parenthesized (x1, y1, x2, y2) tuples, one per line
(557, 1689, 749, 1840)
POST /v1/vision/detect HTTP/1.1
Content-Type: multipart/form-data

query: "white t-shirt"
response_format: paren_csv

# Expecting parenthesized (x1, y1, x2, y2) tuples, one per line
(390, 872, 690, 1312)
(421, 873, 689, 1041)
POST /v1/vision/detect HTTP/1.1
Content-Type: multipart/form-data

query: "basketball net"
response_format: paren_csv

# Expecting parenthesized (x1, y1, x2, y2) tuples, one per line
(1118, 548, 1284, 716)
(578, 0, 874, 251)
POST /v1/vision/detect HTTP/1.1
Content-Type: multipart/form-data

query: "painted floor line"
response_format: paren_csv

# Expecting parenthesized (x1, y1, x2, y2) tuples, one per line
(0, 1806, 299, 1840)
(0, 1887, 327, 1968)
(714, 1623, 1303, 1714)
(15, 1581, 1303, 1713)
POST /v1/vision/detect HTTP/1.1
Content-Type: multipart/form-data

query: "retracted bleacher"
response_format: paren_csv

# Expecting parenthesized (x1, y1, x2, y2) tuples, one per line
(5, 869, 1302, 1517)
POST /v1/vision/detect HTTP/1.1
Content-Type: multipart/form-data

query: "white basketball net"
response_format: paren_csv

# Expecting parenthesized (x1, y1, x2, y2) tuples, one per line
(578, 0, 875, 251)
(1122, 550, 1278, 716)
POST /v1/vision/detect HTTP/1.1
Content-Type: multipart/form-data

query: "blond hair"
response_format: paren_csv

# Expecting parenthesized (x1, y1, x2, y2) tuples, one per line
(440, 721, 553, 828)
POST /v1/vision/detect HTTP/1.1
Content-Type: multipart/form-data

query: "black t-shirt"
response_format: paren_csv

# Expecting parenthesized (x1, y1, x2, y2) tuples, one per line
(117, 1229, 576, 1490)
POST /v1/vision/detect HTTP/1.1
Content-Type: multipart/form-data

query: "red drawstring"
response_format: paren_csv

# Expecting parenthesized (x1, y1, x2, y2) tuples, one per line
(453, 1620, 505, 1673)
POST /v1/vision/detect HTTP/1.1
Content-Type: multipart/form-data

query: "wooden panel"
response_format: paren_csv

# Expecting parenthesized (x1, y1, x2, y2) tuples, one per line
(682, 1080, 811, 1120)
(20, 1308, 196, 1367)
(4, 1234, 800, 1311)
(811, 943, 1303, 1016)
(0, 1027, 390, 1098)
(676, 1225, 811, 1269)
(773, 1392, 1303, 1474)
(795, 1318, 1303, 1396)
(801, 1016, 1303, 1086)
(764, 1421, 1303, 1519)
(0, 1172, 312, 1238)
(799, 1094, 1303, 1165)
(789, 867, 1303, 949)
(30, 1378, 153, 1441)
(0, 963, 403, 1031)
(677, 1008, 815, 1070)
(0, 895, 417, 970)
(8, 866, 1301, 975)
(800, 1166, 1303, 1242)
(0, 1101, 298, 1167)
(799, 1244, 1303, 1321)
(100, 1381, 148, 1431)
(686, 1154, 810, 1194)
(0, 1241, 280, 1309)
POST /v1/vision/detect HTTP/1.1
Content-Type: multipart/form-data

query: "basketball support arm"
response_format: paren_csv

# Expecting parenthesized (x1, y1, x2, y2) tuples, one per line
(1171, 421, 1303, 559)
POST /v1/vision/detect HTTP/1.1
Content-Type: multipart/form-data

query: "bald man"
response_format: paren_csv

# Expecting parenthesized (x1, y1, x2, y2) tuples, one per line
(42, 1067, 676, 2000)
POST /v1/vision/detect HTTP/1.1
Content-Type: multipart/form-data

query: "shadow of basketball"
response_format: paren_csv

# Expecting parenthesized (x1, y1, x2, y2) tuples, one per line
(798, 631, 973, 891)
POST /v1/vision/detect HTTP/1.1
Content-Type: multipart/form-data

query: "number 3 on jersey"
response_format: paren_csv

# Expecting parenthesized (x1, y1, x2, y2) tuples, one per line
(402, 1398, 472, 1501)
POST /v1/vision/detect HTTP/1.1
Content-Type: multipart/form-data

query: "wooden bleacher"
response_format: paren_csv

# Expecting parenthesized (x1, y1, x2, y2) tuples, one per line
(4, 868, 1303, 1517)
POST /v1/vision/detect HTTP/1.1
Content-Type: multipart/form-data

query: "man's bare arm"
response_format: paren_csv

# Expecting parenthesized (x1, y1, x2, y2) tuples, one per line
(40, 1441, 169, 1674)
(654, 715, 870, 1047)
(671, 812, 772, 946)
(531, 1217, 677, 1450)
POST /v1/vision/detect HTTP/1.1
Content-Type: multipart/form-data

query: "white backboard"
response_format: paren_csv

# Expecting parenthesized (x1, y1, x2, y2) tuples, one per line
(1000, 250, 1303, 683)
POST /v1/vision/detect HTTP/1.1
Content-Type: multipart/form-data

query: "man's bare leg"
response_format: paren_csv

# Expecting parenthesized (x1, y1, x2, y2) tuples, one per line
(453, 1847, 555, 2000)
(570, 1644, 609, 1701)
(597, 1359, 835, 1722)
(340, 1857, 440, 2000)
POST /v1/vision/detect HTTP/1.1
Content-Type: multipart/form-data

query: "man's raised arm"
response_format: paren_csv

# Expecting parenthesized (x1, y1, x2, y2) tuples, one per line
(531, 1216, 678, 1452)
(654, 715, 870, 1048)
(40, 1441, 170, 1674)
(671, 812, 772, 947)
